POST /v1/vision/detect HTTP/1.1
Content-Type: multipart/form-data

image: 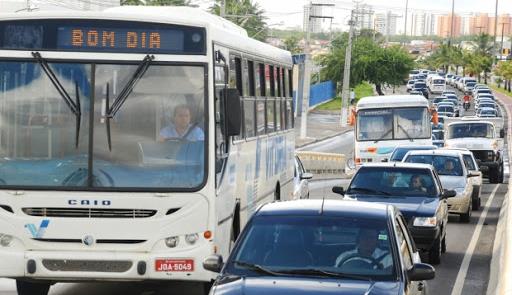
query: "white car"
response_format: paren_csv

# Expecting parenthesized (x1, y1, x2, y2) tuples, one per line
(443, 148, 482, 210)
(407, 79, 416, 92)
(402, 150, 476, 222)
(477, 107, 498, 118)
(293, 156, 312, 199)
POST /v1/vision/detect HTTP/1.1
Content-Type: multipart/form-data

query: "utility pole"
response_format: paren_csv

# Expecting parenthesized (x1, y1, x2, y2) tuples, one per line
(220, 0, 226, 17)
(340, 10, 355, 127)
(493, 0, 499, 56)
(299, 1, 334, 139)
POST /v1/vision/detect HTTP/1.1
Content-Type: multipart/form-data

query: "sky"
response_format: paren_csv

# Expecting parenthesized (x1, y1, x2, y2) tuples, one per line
(252, 0, 512, 31)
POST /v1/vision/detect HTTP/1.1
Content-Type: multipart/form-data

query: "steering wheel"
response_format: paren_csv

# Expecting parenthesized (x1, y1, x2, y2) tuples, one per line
(336, 253, 386, 270)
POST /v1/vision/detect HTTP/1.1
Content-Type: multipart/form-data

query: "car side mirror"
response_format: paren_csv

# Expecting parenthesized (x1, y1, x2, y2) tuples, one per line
(408, 263, 435, 281)
(222, 88, 241, 137)
(442, 189, 457, 199)
(500, 129, 505, 138)
(332, 186, 345, 196)
(203, 254, 224, 273)
(300, 172, 313, 180)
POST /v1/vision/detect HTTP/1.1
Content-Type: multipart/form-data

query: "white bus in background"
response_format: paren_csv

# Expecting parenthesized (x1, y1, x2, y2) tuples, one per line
(427, 75, 446, 94)
(0, 7, 295, 295)
(354, 95, 432, 164)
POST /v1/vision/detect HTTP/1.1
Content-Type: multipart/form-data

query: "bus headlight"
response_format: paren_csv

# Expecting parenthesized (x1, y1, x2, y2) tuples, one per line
(185, 234, 199, 245)
(165, 236, 179, 248)
(0, 234, 13, 247)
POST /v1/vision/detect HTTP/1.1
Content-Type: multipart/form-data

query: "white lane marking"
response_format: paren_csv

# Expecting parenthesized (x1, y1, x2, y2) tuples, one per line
(450, 184, 501, 295)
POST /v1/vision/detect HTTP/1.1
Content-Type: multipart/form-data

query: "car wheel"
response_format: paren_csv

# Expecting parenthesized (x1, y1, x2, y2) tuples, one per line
(441, 235, 447, 253)
(429, 236, 442, 265)
(460, 201, 472, 223)
(16, 280, 50, 295)
(498, 163, 505, 183)
(472, 186, 481, 211)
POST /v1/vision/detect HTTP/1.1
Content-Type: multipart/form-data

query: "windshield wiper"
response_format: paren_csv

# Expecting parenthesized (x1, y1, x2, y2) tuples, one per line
(104, 54, 154, 151)
(397, 123, 413, 141)
(232, 260, 283, 276)
(374, 128, 392, 143)
(348, 187, 392, 196)
(32, 52, 81, 148)
(276, 268, 372, 281)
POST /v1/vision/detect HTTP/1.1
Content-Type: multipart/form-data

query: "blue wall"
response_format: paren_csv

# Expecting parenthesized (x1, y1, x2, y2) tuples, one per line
(309, 81, 336, 107)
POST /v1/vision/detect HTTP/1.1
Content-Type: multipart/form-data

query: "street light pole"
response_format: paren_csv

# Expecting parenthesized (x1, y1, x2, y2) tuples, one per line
(340, 10, 355, 127)
(494, 0, 499, 57)
(449, 0, 455, 46)
(403, 0, 409, 45)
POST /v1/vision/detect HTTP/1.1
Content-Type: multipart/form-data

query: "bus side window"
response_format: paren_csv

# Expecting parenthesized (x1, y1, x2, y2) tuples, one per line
(229, 54, 243, 140)
(214, 64, 228, 165)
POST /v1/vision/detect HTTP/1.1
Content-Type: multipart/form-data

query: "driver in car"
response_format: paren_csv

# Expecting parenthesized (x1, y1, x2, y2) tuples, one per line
(334, 228, 392, 269)
(159, 104, 204, 142)
(438, 159, 458, 175)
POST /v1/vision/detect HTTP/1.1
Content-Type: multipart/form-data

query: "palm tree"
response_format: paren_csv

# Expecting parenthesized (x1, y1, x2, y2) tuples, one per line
(473, 33, 494, 56)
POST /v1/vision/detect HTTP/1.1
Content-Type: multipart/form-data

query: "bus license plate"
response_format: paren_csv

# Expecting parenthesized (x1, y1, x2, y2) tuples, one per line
(155, 259, 194, 272)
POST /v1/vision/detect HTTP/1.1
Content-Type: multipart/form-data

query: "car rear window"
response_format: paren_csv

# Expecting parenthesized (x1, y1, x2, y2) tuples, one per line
(403, 155, 463, 176)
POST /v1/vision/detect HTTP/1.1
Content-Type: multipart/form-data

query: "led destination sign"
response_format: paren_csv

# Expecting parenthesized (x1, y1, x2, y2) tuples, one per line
(0, 20, 206, 54)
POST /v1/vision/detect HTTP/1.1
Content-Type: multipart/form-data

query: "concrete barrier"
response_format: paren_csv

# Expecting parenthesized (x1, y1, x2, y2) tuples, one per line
(487, 93, 512, 295)
(296, 151, 346, 178)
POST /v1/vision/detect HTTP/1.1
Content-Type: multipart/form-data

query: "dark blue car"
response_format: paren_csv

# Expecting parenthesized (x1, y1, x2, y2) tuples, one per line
(204, 200, 435, 295)
(334, 163, 455, 265)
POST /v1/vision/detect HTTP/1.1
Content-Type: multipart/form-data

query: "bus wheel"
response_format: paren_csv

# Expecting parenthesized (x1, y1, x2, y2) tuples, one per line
(201, 281, 214, 295)
(16, 280, 50, 295)
(274, 183, 281, 201)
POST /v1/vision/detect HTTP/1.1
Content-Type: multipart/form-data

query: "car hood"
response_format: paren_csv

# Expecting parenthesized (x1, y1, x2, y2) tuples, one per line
(438, 175, 466, 189)
(344, 195, 439, 220)
(211, 276, 401, 295)
(445, 137, 494, 150)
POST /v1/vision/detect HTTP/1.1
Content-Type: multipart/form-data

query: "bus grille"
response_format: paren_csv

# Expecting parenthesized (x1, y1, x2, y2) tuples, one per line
(42, 259, 132, 272)
(22, 208, 157, 218)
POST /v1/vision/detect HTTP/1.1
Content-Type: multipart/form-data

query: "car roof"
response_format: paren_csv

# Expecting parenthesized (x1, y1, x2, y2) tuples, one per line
(394, 145, 438, 150)
(359, 162, 434, 169)
(405, 150, 463, 157)
(441, 147, 472, 155)
(256, 199, 391, 219)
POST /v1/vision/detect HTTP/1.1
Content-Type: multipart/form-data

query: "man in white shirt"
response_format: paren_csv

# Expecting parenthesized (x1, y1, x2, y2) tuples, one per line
(159, 104, 204, 142)
(335, 228, 393, 269)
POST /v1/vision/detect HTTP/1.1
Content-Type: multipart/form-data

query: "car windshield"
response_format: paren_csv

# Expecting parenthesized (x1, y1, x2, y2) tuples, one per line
(0, 61, 206, 189)
(226, 215, 396, 280)
(390, 146, 436, 161)
(348, 167, 438, 196)
(404, 155, 463, 176)
(448, 123, 493, 139)
(357, 108, 430, 141)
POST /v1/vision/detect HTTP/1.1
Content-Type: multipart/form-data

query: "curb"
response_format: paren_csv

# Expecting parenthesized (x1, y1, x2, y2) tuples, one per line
(295, 128, 354, 149)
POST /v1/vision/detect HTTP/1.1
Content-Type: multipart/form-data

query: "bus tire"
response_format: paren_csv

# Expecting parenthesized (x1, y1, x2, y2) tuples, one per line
(201, 281, 214, 295)
(16, 280, 50, 295)
(274, 183, 281, 201)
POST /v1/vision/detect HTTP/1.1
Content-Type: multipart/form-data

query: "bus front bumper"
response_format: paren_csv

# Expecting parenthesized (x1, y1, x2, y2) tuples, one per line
(0, 247, 216, 282)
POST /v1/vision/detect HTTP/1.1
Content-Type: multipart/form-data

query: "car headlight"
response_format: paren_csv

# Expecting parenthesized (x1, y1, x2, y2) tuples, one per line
(413, 217, 437, 227)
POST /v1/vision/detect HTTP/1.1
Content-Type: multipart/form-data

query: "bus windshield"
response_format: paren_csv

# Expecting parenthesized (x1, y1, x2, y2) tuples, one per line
(357, 107, 430, 141)
(0, 60, 206, 190)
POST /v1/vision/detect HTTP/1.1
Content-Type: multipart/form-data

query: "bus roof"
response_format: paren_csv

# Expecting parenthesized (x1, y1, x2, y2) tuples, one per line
(357, 95, 429, 109)
(0, 6, 292, 65)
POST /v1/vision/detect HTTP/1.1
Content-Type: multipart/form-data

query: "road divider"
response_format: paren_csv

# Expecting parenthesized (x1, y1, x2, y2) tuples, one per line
(296, 151, 346, 178)
(487, 92, 512, 295)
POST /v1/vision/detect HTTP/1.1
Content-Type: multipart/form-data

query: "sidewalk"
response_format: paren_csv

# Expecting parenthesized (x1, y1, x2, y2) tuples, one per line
(294, 110, 353, 148)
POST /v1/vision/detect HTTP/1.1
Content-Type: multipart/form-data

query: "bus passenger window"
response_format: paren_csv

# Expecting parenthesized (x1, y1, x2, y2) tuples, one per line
(229, 55, 243, 96)
(267, 99, 275, 133)
(256, 100, 266, 135)
(275, 99, 281, 131)
(247, 60, 255, 97)
(275, 67, 281, 97)
(268, 65, 275, 97)
(288, 69, 293, 98)
(258, 63, 266, 97)
(244, 99, 256, 137)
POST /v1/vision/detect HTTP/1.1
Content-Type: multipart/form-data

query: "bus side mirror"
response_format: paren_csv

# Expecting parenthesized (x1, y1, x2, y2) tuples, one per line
(223, 88, 242, 137)
(500, 129, 505, 138)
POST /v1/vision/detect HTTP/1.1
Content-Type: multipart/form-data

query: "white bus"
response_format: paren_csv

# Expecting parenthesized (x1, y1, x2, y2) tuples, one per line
(427, 75, 446, 94)
(354, 95, 432, 164)
(0, 6, 295, 294)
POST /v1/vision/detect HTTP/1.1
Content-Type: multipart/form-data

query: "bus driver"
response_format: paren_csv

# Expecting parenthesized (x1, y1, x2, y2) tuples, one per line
(159, 104, 204, 142)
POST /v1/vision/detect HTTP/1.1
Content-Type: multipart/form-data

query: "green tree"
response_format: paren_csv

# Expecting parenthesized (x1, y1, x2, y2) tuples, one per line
(282, 35, 302, 54)
(210, 0, 267, 41)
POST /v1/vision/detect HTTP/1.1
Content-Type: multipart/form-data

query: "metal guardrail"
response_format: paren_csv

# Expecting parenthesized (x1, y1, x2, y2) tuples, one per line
(296, 151, 346, 176)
